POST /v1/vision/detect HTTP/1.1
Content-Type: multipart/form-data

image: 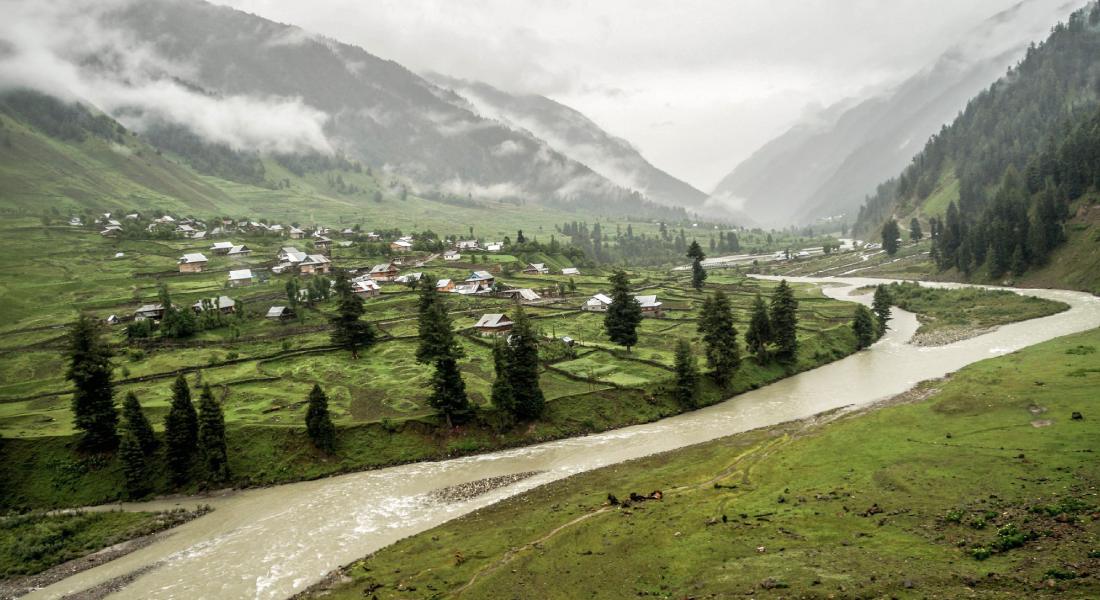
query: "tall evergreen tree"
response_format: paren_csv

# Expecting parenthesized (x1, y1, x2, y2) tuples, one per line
(197, 385, 230, 483)
(687, 240, 707, 290)
(164, 374, 198, 485)
(881, 219, 901, 255)
(604, 270, 642, 351)
(871, 285, 892, 336)
(329, 271, 376, 358)
(697, 290, 740, 386)
(121, 392, 156, 454)
(416, 276, 463, 364)
(505, 308, 545, 420)
(672, 338, 700, 408)
(769, 280, 799, 361)
(745, 293, 772, 362)
(428, 357, 469, 428)
(118, 430, 149, 499)
(305, 384, 336, 453)
(909, 218, 923, 241)
(852, 305, 877, 350)
(489, 339, 516, 418)
(65, 314, 118, 452)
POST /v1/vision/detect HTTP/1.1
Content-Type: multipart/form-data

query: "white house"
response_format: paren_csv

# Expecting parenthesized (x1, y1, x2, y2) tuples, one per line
(444, 250, 461, 261)
(210, 241, 235, 254)
(583, 293, 613, 312)
(561, 267, 580, 276)
(229, 269, 254, 286)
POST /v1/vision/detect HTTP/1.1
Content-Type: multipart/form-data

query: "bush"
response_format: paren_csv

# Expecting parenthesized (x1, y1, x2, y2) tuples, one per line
(127, 348, 145, 362)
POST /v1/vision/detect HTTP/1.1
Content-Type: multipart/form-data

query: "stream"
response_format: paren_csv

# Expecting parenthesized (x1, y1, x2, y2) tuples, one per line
(25, 277, 1100, 599)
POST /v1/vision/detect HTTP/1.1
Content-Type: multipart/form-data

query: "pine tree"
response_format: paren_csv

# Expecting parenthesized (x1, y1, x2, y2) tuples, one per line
(745, 293, 772, 362)
(871, 285, 892, 336)
(164, 374, 198, 485)
(416, 276, 463, 364)
(672, 339, 700, 408)
(305, 384, 336, 453)
(196, 385, 229, 483)
(428, 357, 469, 428)
(604, 270, 642, 351)
(489, 339, 516, 418)
(769, 280, 799, 361)
(881, 219, 901, 255)
(687, 240, 707, 290)
(506, 308, 545, 420)
(852, 305, 877, 350)
(329, 271, 376, 358)
(697, 290, 740, 386)
(121, 392, 156, 454)
(118, 430, 149, 499)
(65, 314, 118, 452)
(909, 218, 923, 241)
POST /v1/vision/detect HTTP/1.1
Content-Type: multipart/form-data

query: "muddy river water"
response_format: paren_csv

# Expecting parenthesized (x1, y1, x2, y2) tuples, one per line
(26, 277, 1100, 599)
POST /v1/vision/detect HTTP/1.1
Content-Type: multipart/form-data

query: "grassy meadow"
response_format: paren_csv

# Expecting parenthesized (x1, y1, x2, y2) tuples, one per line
(305, 326, 1100, 600)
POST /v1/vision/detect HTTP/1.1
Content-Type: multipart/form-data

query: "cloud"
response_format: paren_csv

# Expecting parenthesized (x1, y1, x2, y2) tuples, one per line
(490, 140, 526, 156)
(0, 0, 333, 155)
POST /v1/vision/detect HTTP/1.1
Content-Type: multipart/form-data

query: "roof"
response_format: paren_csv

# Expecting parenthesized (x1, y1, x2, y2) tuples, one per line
(588, 293, 613, 305)
(179, 253, 208, 264)
(135, 303, 164, 314)
(475, 313, 514, 328)
(466, 270, 493, 281)
(561, 267, 580, 275)
(371, 263, 398, 274)
(229, 269, 253, 280)
(227, 245, 249, 254)
(211, 241, 234, 250)
(436, 278, 452, 287)
(302, 254, 331, 265)
(280, 247, 307, 263)
(516, 289, 541, 301)
(633, 294, 662, 308)
(527, 263, 546, 270)
(395, 272, 423, 282)
(391, 239, 413, 247)
(266, 306, 290, 317)
(193, 296, 236, 310)
(353, 280, 381, 292)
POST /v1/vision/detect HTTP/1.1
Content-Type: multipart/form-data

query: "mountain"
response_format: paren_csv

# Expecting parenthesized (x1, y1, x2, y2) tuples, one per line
(708, 0, 1081, 228)
(425, 74, 713, 215)
(0, 0, 692, 221)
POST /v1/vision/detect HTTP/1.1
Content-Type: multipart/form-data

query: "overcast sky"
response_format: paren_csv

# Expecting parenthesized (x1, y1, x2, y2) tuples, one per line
(214, 0, 1075, 191)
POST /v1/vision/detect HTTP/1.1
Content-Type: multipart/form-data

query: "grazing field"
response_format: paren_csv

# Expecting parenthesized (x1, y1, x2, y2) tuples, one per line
(0, 221, 867, 509)
(305, 327, 1100, 600)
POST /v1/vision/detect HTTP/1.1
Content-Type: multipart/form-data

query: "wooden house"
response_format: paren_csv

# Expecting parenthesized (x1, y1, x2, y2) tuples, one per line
(178, 253, 209, 273)
(523, 263, 549, 275)
(474, 313, 514, 336)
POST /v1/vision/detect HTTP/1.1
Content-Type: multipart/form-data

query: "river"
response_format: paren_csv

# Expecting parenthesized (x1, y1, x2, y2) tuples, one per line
(25, 277, 1100, 600)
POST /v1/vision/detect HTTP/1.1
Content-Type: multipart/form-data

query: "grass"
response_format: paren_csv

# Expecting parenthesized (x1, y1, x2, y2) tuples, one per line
(304, 326, 1100, 600)
(0, 508, 206, 579)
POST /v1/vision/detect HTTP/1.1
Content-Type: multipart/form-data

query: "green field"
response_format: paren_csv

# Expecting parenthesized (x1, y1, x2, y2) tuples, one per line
(305, 327, 1100, 600)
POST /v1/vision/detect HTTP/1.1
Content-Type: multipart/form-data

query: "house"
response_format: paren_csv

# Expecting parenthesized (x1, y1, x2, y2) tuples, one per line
(278, 247, 308, 264)
(175, 224, 197, 237)
(390, 239, 413, 253)
(341, 228, 356, 238)
(268, 224, 285, 234)
(634, 295, 663, 316)
(455, 240, 480, 250)
(366, 232, 382, 241)
(299, 254, 332, 275)
(314, 236, 333, 250)
(192, 296, 236, 314)
(191, 230, 207, 240)
(100, 225, 122, 236)
(501, 288, 540, 302)
(352, 279, 381, 298)
(436, 278, 456, 293)
(106, 314, 119, 325)
(266, 305, 294, 320)
(229, 269, 253, 286)
(466, 270, 495, 285)
(583, 293, 613, 312)
(134, 303, 165, 321)
(486, 242, 503, 252)
(523, 263, 549, 275)
(561, 267, 580, 276)
(474, 313, 514, 336)
(455, 281, 490, 295)
(178, 253, 209, 273)
(227, 245, 251, 257)
(210, 241, 235, 254)
(443, 250, 461, 261)
(395, 272, 423, 284)
(369, 262, 400, 281)
(289, 227, 305, 239)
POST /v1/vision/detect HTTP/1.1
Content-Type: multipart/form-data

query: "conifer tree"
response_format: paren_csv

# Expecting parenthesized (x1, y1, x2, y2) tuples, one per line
(881, 219, 901, 255)
(305, 384, 336, 453)
(118, 430, 149, 499)
(506, 308, 545, 420)
(697, 290, 740, 386)
(672, 338, 700, 408)
(122, 392, 156, 454)
(164, 374, 198, 485)
(604, 270, 642, 351)
(66, 314, 118, 452)
(489, 339, 516, 418)
(871, 284, 892, 336)
(428, 357, 469, 428)
(769, 280, 799, 361)
(852, 305, 877, 350)
(745, 293, 772, 362)
(687, 240, 707, 290)
(197, 385, 229, 482)
(329, 271, 376, 358)
(416, 276, 463, 364)
(909, 218, 923, 241)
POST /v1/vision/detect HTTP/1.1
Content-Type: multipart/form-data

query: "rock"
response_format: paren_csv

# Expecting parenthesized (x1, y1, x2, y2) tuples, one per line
(1071, 411, 1083, 420)
(903, 579, 915, 589)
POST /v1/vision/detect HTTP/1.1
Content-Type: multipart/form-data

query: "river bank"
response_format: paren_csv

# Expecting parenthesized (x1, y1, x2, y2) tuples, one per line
(19, 277, 1100, 600)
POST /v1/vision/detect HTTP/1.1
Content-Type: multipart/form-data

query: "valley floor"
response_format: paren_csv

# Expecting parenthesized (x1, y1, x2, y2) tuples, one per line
(304, 326, 1100, 599)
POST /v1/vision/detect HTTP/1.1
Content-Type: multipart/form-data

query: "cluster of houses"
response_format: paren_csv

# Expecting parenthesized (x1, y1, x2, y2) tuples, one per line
(273, 246, 332, 275)
(582, 293, 663, 316)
